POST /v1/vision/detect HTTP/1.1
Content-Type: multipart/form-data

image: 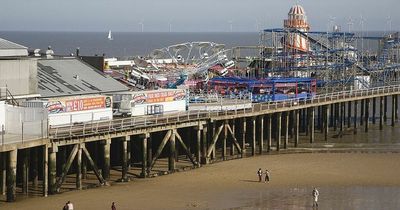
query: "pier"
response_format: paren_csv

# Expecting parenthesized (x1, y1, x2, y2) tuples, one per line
(1, 84, 400, 202)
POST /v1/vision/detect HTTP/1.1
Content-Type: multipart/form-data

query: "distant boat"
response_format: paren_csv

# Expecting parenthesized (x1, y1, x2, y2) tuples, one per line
(108, 30, 113, 41)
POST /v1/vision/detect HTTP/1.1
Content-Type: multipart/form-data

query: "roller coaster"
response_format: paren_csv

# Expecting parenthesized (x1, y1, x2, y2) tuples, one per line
(259, 28, 400, 93)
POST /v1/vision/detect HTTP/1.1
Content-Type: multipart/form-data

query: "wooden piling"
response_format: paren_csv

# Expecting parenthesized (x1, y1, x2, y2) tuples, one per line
(6, 150, 17, 202)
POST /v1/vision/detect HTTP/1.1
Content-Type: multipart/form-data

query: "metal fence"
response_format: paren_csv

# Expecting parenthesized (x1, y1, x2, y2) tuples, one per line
(49, 84, 400, 139)
(1, 120, 48, 145)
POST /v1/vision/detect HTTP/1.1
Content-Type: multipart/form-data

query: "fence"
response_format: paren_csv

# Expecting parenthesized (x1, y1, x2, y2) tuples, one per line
(49, 84, 400, 139)
(1, 120, 48, 145)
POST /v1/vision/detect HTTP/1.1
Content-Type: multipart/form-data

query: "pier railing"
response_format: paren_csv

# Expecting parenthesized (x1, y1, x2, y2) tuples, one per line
(1, 120, 48, 145)
(49, 84, 400, 139)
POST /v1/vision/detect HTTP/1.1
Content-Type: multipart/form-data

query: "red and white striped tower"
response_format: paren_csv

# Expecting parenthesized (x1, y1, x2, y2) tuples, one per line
(284, 4, 310, 52)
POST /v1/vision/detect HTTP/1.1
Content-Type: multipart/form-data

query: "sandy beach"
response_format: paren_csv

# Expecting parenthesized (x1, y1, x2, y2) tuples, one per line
(3, 152, 400, 210)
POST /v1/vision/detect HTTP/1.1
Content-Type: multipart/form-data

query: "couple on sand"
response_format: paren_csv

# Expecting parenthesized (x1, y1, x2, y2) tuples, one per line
(257, 168, 270, 183)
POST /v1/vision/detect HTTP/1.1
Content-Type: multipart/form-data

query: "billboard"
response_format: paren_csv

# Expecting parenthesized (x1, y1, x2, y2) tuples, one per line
(132, 89, 186, 105)
(45, 96, 112, 114)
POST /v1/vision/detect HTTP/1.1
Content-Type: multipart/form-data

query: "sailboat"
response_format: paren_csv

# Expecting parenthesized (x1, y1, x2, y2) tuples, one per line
(107, 30, 113, 41)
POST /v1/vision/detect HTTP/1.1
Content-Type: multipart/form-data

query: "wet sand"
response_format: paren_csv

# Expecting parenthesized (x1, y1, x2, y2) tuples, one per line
(4, 152, 400, 210)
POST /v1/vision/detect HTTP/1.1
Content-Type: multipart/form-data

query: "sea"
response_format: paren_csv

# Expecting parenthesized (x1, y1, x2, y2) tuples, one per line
(0, 31, 260, 58)
(0, 31, 388, 58)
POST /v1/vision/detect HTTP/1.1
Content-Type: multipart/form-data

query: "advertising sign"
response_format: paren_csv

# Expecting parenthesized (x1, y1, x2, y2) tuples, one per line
(131, 90, 186, 104)
(45, 96, 112, 114)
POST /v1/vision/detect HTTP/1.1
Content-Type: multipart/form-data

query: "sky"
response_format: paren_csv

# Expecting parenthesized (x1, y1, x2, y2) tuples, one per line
(0, 0, 398, 32)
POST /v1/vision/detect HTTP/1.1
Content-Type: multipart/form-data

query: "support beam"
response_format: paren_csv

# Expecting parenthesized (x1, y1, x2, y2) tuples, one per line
(175, 131, 197, 165)
(121, 136, 129, 181)
(259, 116, 264, 153)
(76, 144, 82, 190)
(168, 129, 176, 172)
(395, 95, 398, 120)
(309, 108, 315, 143)
(267, 115, 272, 151)
(380, 97, 384, 130)
(284, 112, 289, 149)
(42, 144, 48, 197)
(354, 100, 358, 134)
(101, 139, 111, 180)
(241, 118, 246, 158)
(392, 96, 396, 127)
(49, 146, 57, 194)
(140, 134, 148, 178)
(55, 144, 78, 192)
(360, 100, 364, 126)
(150, 131, 172, 170)
(365, 98, 370, 132)
(384, 96, 388, 122)
(81, 147, 106, 185)
(230, 120, 236, 156)
(294, 110, 299, 147)
(0, 152, 5, 195)
(276, 113, 282, 151)
(226, 124, 243, 154)
(223, 121, 228, 159)
(6, 149, 17, 202)
(206, 124, 224, 158)
(201, 126, 208, 164)
(347, 102, 352, 128)
(251, 117, 256, 156)
(22, 149, 29, 195)
(196, 124, 202, 166)
(372, 98, 376, 124)
(324, 105, 329, 141)
(339, 103, 344, 135)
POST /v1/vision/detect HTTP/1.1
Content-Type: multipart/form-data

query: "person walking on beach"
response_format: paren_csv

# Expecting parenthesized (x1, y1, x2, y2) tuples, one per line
(67, 201, 74, 210)
(111, 202, 117, 210)
(257, 168, 263, 182)
(312, 187, 319, 208)
(62, 203, 68, 210)
(264, 169, 270, 183)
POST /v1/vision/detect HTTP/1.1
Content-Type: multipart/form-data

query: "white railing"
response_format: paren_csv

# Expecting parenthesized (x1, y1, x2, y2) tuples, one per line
(49, 84, 400, 139)
(1, 120, 48, 145)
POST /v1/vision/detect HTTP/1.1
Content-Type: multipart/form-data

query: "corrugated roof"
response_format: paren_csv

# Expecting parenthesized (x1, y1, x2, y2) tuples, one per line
(0, 38, 28, 57)
(0, 38, 27, 50)
(37, 58, 129, 98)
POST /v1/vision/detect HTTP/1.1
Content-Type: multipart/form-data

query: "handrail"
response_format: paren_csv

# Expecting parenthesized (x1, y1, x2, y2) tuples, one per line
(49, 84, 400, 139)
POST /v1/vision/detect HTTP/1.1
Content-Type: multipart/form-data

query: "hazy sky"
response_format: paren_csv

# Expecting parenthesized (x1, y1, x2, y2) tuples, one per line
(0, 0, 398, 32)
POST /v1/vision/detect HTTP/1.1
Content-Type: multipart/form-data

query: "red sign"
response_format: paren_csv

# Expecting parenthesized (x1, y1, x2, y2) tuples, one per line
(65, 97, 107, 112)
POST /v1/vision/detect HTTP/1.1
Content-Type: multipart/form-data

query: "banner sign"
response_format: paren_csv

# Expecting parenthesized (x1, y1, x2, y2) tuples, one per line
(45, 96, 112, 114)
(132, 90, 186, 104)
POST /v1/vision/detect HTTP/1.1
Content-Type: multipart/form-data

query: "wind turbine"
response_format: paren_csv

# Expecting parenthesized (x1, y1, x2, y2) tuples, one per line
(168, 20, 173, 33)
(386, 16, 392, 35)
(228, 20, 233, 32)
(254, 18, 260, 32)
(347, 16, 354, 33)
(139, 20, 144, 32)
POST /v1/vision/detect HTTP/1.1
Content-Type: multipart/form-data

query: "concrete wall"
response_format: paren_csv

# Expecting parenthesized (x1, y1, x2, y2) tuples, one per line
(0, 101, 5, 131)
(132, 100, 186, 116)
(48, 108, 112, 126)
(0, 59, 38, 97)
(5, 104, 47, 136)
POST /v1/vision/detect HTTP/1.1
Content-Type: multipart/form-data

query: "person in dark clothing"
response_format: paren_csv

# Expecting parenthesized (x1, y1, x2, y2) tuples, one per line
(111, 202, 117, 210)
(62, 203, 68, 210)
(257, 168, 263, 182)
(264, 169, 270, 183)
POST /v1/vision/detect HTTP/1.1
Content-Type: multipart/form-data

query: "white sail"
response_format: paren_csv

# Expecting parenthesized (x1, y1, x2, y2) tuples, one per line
(108, 30, 113, 40)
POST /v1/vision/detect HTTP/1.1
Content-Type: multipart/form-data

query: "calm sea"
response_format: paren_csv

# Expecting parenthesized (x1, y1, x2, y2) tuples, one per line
(0, 31, 260, 58)
(0, 31, 388, 58)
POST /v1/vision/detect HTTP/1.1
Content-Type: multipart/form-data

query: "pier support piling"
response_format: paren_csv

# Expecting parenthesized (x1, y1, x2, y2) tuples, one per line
(392, 96, 396, 127)
(308, 108, 315, 143)
(294, 110, 299, 147)
(373, 98, 376, 124)
(22, 149, 29, 194)
(6, 149, 17, 202)
(42, 145, 48, 197)
(251, 117, 256, 156)
(380, 97, 384, 130)
(101, 139, 111, 180)
(365, 98, 370, 132)
(121, 136, 129, 181)
(284, 112, 289, 149)
(0, 153, 5, 195)
(259, 116, 264, 154)
(141, 134, 148, 178)
(49, 146, 57, 194)
(76, 144, 82, 190)
(169, 129, 176, 172)
(276, 113, 282, 151)
(324, 105, 329, 141)
(354, 100, 358, 134)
